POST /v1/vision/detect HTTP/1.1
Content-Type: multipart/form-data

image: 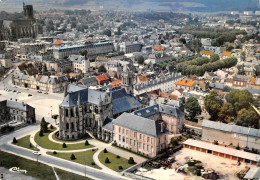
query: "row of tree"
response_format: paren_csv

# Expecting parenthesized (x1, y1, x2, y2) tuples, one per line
(176, 56, 237, 76)
(204, 90, 259, 128)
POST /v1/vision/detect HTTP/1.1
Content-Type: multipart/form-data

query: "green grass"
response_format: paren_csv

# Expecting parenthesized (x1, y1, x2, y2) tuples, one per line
(51, 131, 90, 142)
(98, 151, 134, 172)
(54, 168, 92, 180)
(47, 149, 101, 169)
(0, 151, 91, 180)
(34, 128, 94, 150)
(15, 135, 39, 151)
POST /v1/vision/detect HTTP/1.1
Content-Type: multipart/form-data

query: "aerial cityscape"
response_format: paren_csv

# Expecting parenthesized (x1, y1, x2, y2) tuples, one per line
(0, 0, 260, 180)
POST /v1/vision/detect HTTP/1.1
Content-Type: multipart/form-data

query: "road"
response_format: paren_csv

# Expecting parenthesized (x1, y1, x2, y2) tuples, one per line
(0, 65, 127, 180)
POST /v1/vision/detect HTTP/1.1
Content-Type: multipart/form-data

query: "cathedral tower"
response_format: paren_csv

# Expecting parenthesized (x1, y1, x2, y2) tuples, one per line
(23, 2, 34, 19)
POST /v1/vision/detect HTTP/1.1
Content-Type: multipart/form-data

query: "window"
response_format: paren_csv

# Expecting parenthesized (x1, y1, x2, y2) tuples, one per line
(123, 136, 125, 142)
(151, 138, 153, 144)
(134, 132, 137, 138)
(126, 130, 128, 135)
(119, 135, 121, 141)
(122, 128, 125, 134)
(119, 127, 121, 133)
(130, 139, 132, 145)
(147, 137, 150, 143)
(143, 144, 145, 150)
(139, 134, 142, 139)
(134, 140, 136, 146)
(151, 146, 153, 153)
(147, 145, 149, 151)
(126, 138, 128, 143)
(13, 110, 15, 113)
(139, 142, 142, 149)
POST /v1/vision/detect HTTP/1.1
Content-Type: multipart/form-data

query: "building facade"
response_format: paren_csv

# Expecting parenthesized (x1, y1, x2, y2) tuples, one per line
(0, 99, 35, 124)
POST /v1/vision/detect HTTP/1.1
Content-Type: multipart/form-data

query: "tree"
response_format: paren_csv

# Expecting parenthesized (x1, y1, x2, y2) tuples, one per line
(240, 51, 246, 62)
(80, 50, 88, 57)
(29, 143, 32, 148)
(185, 97, 201, 121)
(98, 65, 107, 73)
(118, 166, 123, 170)
(103, 148, 108, 153)
(103, 29, 111, 37)
(50, 124, 54, 129)
(70, 153, 76, 160)
(210, 54, 219, 62)
(40, 117, 48, 132)
(85, 140, 89, 146)
(105, 157, 110, 163)
(52, 114, 59, 124)
(46, 20, 54, 32)
(235, 109, 259, 128)
(64, 66, 73, 74)
(218, 102, 235, 122)
(227, 46, 234, 51)
(53, 151, 57, 154)
(62, 142, 67, 148)
(13, 137, 17, 144)
(226, 89, 254, 113)
(204, 90, 223, 121)
(136, 56, 144, 64)
(128, 157, 135, 164)
(39, 130, 43, 136)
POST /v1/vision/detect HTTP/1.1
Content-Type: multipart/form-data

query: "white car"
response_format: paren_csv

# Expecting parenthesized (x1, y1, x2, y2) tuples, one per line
(33, 151, 41, 155)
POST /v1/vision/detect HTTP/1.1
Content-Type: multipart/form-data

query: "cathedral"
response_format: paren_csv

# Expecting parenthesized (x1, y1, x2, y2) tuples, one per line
(0, 3, 43, 41)
(58, 64, 140, 140)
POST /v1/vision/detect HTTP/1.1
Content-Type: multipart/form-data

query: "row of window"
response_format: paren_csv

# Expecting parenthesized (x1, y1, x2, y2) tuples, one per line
(12, 110, 24, 115)
(118, 135, 153, 153)
(118, 127, 154, 144)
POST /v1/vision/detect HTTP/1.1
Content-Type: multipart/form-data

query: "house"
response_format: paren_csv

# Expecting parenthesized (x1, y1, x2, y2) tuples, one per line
(222, 51, 232, 59)
(78, 76, 97, 87)
(0, 99, 35, 124)
(233, 75, 248, 87)
(111, 80, 122, 88)
(201, 50, 214, 58)
(69, 55, 90, 73)
(201, 120, 260, 151)
(96, 74, 110, 85)
(175, 79, 196, 90)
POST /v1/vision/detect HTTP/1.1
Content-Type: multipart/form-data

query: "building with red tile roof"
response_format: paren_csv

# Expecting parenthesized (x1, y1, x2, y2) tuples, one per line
(96, 74, 110, 85)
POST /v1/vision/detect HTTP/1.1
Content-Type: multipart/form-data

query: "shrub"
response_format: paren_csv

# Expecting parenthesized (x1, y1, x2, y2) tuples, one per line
(118, 166, 123, 170)
(53, 151, 57, 154)
(128, 157, 135, 164)
(92, 149, 95, 151)
(50, 124, 54, 129)
(85, 140, 89, 146)
(39, 130, 43, 137)
(103, 148, 108, 153)
(116, 155, 120, 159)
(12, 137, 17, 144)
(70, 154, 76, 160)
(91, 162, 95, 166)
(62, 142, 67, 148)
(105, 157, 110, 164)
(29, 143, 32, 148)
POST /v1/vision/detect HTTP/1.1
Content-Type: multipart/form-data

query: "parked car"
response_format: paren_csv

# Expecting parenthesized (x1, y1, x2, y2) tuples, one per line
(28, 94, 32, 96)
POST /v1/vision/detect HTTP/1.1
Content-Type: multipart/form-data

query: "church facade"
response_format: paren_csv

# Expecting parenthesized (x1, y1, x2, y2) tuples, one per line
(0, 3, 42, 41)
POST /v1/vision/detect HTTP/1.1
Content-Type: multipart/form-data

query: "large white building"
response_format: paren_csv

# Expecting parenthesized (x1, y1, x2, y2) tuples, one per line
(53, 42, 114, 59)
(134, 73, 183, 96)
(69, 55, 90, 73)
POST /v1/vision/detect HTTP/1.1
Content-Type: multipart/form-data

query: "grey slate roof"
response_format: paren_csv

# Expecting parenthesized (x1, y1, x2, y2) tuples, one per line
(242, 87, 260, 95)
(103, 117, 113, 131)
(202, 120, 260, 138)
(133, 104, 185, 118)
(112, 89, 142, 115)
(209, 83, 226, 90)
(113, 113, 168, 137)
(60, 85, 107, 107)
(3, 100, 34, 111)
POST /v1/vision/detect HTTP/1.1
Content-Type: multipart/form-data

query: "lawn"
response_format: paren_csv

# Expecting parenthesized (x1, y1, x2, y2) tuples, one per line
(47, 149, 101, 169)
(98, 150, 134, 172)
(0, 151, 91, 180)
(15, 135, 39, 151)
(34, 128, 94, 150)
(52, 131, 90, 142)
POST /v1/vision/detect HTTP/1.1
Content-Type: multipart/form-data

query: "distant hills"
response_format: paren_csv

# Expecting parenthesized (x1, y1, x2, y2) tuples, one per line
(1, 0, 259, 12)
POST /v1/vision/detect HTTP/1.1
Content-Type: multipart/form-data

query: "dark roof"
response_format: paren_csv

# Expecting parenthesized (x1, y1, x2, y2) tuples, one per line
(60, 85, 107, 107)
(133, 104, 185, 118)
(1, 100, 34, 111)
(202, 120, 260, 138)
(113, 113, 168, 137)
(103, 117, 113, 131)
(112, 89, 142, 115)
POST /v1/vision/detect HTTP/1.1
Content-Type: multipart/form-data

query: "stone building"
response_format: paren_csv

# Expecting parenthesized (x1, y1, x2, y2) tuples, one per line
(0, 99, 35, 124)
(201, 120, 260, 151)
(59, 84, 113, 139)
(0, 3, 43, 41)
